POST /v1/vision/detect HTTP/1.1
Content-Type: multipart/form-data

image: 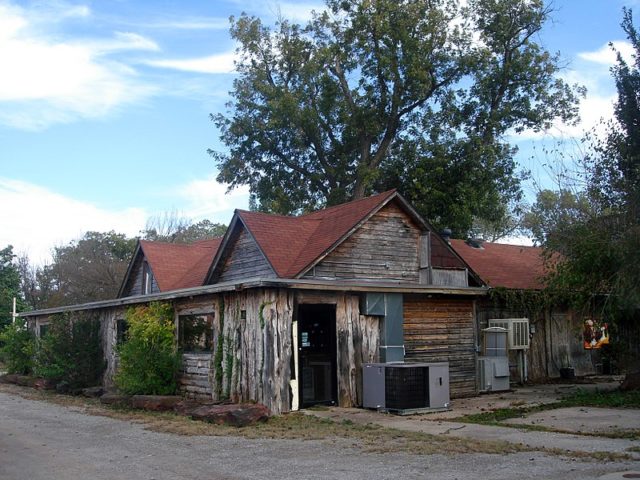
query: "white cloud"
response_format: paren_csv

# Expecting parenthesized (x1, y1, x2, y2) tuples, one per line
(144, 51, 236, 74)
(579, 40, 635, 66)
(134, 17, 230, 30)
(0, 3, 157, 130)
(0, 178, 147, 265)
(174, 176, 250, 219)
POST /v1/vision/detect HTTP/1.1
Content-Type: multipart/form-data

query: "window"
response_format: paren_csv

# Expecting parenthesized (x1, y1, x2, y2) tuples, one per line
(142, 261, 154, 295)
(38, 323, 49, 338)
(116, 319, 128, 345)
(178, 313, 214, 352)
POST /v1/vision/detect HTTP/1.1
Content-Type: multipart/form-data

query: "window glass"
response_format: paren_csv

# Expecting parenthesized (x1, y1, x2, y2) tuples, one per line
(39, 324, 49, 337)
(179, 314, 214, 352)
(116, 319, 128, 345)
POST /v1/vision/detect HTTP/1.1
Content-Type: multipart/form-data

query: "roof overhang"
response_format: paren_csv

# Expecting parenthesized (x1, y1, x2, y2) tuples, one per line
(20, 277, 488, 317)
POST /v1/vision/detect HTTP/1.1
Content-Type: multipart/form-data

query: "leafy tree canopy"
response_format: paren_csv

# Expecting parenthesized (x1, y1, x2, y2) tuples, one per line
(143, 213, 227, 243)
(526, 9, 640, 321)
(212, 0, 581, 236)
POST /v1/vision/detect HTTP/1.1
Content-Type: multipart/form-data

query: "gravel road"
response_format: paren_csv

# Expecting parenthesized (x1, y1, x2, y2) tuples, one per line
(0, 391, 636, 480)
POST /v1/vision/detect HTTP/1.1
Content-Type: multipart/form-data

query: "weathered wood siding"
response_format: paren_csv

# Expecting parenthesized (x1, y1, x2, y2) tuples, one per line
(180, 354, 213, 399)
(102, 308, 124, 387)
(403, 295, 476, 398)
(121, 253, 159, 297)
(216, 226, 275, 283)
(296, 291, 380, 407)
(476, 301, 598, 381)
(304, 202, 420, 282)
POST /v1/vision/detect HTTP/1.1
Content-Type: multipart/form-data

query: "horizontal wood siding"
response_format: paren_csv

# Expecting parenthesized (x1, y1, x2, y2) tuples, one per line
(304, 202, 420, 282)
(218, 226, 275, 283)
(122, 254, 143, 297)
(180, 354, 213, 399)
(403, 295, 476, 398)
(121, 254, 160, 296)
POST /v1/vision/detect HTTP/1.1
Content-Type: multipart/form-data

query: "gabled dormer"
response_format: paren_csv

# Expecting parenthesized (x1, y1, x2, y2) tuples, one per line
(119, 238, 222, 297)
(205, 213, 277, 284)
(205, 190, 482, 289)
(118, 242, 159, 297)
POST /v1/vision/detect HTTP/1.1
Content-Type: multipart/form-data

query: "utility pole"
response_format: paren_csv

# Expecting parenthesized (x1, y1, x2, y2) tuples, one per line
(12, 297, 16, 324)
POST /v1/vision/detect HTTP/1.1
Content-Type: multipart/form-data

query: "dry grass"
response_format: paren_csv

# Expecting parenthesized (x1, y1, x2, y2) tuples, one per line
(0, 383, 631, 461)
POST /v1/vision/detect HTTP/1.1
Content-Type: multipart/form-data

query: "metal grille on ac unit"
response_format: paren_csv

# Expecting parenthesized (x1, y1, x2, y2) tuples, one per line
(488, 318, 530, 350)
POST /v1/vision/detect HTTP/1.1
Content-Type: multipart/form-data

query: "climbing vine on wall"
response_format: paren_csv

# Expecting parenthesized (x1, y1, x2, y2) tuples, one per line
(213, 297, 225, 398)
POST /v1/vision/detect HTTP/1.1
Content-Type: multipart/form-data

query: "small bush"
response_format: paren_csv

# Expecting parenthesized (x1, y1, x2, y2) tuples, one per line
(115, 302, 181, 395)
(0, 319, 35, 374)
(34, 312, 105, 389)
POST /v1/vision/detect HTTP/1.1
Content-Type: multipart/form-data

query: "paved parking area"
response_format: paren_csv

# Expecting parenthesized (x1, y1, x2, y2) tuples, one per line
(1, 389, 639, 480)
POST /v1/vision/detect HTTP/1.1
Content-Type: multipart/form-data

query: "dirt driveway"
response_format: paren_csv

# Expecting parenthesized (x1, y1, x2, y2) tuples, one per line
(0, 389, 638, 480)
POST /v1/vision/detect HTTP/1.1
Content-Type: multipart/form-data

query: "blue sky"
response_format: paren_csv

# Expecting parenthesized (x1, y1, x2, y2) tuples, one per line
(0, 0, 634, 263)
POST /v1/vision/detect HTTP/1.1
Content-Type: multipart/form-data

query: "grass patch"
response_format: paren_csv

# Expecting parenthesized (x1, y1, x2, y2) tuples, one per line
(558, 389, 640, 409)
(452, 388, 640, 441)
(456, 388, 640, 426)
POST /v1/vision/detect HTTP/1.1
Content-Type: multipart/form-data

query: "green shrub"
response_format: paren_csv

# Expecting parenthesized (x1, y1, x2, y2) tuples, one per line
(34, 312, 105, 389)
(115, 302, 181, 395)
(0, 319, 35, 374)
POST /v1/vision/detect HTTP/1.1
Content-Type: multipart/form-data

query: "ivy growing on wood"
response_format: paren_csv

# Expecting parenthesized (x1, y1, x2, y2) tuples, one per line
(213, 297, 225, 398)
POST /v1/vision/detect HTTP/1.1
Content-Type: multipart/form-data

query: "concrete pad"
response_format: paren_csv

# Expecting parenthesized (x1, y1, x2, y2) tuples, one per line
(505, 407, 640, 434)
(306, 407, 640, 457)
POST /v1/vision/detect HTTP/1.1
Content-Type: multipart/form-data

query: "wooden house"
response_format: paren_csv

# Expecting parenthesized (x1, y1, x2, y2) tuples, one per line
(450, 239, 600, 381)
(24, 191, 488, 414)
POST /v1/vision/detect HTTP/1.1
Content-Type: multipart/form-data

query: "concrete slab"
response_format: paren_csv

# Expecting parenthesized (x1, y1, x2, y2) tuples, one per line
(306, 407, 640, 457)
(505, 407, 640, 434)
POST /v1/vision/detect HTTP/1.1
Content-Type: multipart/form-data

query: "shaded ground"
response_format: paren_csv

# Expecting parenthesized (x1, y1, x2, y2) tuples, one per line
(1, 388, 638, 480)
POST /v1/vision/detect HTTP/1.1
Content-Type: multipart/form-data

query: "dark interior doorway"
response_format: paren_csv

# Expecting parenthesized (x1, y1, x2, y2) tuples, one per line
(297, 304, 337, 408)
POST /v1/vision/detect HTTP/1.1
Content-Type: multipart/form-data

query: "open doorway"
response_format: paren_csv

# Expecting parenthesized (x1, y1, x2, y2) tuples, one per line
(297, 304, 337, 408)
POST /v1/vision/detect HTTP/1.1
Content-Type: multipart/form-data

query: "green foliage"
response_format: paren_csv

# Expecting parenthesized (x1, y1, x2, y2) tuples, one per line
(34, 312, 105, 389)
(32, 231, 137, 309)
(115, 302, 181, 395)
(526, 10, 640, 330)
(212, 0, 580, 236)
(214, 298, 225, 398)
(0, 319, 35, 374)
(143, 214, 227, 243)
(0, 245, 23, 329)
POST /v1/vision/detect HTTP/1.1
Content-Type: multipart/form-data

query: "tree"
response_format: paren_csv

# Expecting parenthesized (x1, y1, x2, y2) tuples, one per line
(0, 246, 23, 328)
(526, 9, 640, 358)
(212, 0, 581, 235)
(143, 212, 227, 243)
(39, 231, 137, 308)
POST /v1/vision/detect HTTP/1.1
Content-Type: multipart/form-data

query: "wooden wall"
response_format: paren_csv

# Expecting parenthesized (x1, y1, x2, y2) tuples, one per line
(403, 295, 477, 398)
(476, 301, 599, 381)
(121, 253, 159, 297)
(296, 291, 381, 407)
(214, 226, 275, 283)
(303, 202, 420, 282)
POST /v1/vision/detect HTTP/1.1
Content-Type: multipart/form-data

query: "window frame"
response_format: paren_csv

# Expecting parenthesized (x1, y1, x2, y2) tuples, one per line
(177, 312, 215, 353)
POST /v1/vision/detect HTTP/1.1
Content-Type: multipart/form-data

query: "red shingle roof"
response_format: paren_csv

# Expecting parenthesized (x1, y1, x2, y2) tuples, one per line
(140, 238, 222, 291)
(237, 190, 398, 277)
(450, 240, 547, 290)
